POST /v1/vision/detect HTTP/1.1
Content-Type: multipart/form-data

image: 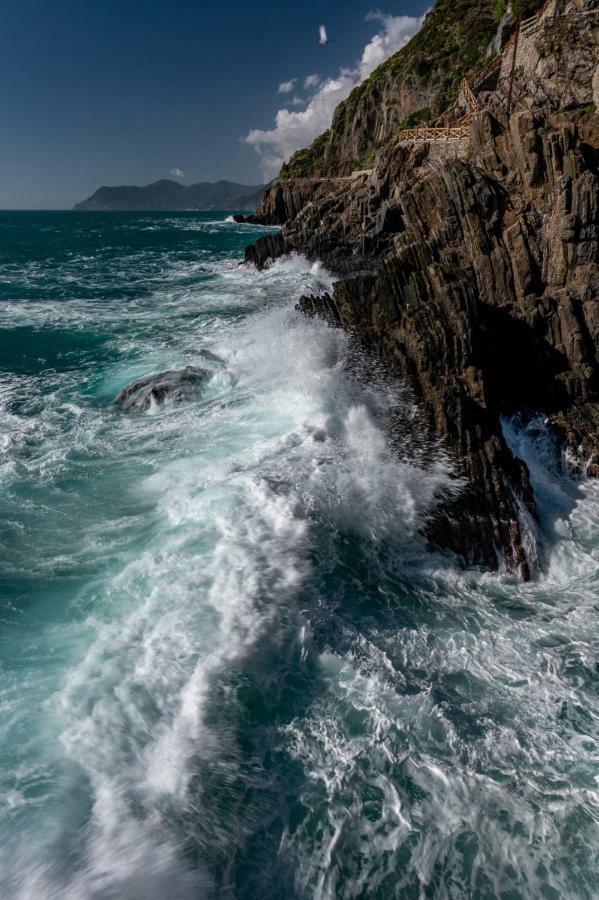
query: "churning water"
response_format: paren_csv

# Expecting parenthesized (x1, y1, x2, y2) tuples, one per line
(0, 211, 597, 899)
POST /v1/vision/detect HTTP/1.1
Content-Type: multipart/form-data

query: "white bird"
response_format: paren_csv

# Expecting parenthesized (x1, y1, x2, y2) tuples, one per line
(318, 24, 329, 45)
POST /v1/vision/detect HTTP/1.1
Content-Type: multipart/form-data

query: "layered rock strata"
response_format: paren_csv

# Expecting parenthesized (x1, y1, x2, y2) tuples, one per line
(243, 0, 598, 577)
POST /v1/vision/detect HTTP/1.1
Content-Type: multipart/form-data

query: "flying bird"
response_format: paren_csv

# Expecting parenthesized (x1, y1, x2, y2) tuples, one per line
(318, 24, 329, 45)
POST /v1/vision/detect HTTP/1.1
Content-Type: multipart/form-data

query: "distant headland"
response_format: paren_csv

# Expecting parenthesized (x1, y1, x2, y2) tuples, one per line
(74, 179, 266, 211)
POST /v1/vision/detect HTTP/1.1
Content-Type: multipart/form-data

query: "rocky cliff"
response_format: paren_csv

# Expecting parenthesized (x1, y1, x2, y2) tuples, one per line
(282, 0, 499, 178)
(243, 0, 599, 578)
(281, 0, 566, 179)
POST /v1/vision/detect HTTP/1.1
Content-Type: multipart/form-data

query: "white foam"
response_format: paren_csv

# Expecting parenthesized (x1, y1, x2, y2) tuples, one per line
(278, 420, 599, 898)
(2, 234, 598, 898)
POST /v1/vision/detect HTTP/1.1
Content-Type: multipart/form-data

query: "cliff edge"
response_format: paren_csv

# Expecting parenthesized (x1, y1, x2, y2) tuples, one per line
(244, 0, 598, 578)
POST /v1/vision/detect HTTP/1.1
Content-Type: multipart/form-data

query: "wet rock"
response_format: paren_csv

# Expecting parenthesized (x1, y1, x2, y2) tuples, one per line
(116, 366, 210, 412)
(243, 0, 598, 577)
(233, 214, 263, 224)
(182, 348, 225, 367)
(244, 232, 288, 268)
(196, 348, 225, 366)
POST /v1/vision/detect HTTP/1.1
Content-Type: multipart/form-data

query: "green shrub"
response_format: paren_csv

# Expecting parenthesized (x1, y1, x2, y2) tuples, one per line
(512, 0, 544, 17)
(556, 102, 597, 115)
(351, 149, 377, 171)
(496, 0, 544, 21)
(282, 131, 331, 178)
(495, 0, 507, 22)
(399, 107, 433, 129)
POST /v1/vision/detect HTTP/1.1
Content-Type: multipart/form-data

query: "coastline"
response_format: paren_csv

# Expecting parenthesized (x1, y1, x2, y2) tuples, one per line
(241, 0, 598, 579)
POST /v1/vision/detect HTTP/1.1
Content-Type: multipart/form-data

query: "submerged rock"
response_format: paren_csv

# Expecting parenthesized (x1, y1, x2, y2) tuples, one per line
(116, 366, 210, 412)
(233, 213, 263, 224)
(196, 348, 225, 366)
(181, 348, 225, 367)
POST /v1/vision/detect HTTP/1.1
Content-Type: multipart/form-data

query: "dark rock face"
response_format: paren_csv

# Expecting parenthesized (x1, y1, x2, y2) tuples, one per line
(243, 0, 598, 577)
(116, 366, 211, 412)
(244, 232, 289, 269)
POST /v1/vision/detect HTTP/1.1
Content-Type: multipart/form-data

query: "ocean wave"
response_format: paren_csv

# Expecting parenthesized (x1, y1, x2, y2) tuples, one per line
(1, 214, 598, 899)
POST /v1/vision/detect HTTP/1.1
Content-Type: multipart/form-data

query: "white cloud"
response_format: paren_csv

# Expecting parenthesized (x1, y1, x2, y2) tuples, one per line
(170, 168, 185, 178)
(304, 73, 321, 90)
(360, 12, 421, 79)
(245, 12, 425, 179)
(278, 79, 297, 94)
(290, 96, 306, 107)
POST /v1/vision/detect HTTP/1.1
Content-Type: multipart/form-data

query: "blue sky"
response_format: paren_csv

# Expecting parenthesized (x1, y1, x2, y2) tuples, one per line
(0, 0, 429, 208)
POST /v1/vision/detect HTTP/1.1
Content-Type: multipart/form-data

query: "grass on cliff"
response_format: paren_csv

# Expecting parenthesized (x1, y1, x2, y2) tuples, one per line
(348, 108, 433, 172)
(283, 0, 499, 178)
(281, 130, 330, 179)
(495, 0, 545, 22)
(340, 0, 497, 119)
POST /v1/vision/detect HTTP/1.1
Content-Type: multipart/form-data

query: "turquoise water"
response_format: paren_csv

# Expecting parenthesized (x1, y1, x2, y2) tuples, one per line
(1, 211, 598, 899)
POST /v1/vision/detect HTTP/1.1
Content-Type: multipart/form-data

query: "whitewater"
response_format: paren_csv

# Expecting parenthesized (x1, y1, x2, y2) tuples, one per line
(0, 211, 597, 899)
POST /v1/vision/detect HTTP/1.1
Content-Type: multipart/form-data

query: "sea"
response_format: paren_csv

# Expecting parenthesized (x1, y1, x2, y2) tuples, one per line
(0, 210, 598, 899)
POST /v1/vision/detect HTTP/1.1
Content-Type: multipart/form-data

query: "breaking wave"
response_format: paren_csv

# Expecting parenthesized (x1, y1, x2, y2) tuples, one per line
(0, 212, 597, 899)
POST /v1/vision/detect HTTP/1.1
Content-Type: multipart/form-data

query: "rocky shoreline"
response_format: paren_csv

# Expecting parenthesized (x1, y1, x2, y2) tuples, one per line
(242, 0, 598, 578)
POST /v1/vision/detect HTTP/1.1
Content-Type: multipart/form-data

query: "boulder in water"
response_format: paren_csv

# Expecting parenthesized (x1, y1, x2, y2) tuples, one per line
(182, 348, 225, 367)
(116, 366, 210, 412)
(196, 348, 225, 366)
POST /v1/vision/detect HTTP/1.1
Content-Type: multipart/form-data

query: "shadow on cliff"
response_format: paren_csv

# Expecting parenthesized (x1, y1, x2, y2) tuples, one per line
(482, 304, 588, 415)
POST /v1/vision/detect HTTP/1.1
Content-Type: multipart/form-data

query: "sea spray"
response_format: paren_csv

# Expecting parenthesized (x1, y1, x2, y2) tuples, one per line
(0, 212, 597, 899)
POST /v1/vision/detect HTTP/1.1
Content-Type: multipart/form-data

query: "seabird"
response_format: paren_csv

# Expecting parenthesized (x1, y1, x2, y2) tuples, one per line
(318, 24, 329, 45)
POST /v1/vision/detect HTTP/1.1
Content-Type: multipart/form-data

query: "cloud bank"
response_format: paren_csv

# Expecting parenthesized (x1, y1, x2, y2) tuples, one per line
(245, 12, 425, 179)
(170, 168, 185, 178)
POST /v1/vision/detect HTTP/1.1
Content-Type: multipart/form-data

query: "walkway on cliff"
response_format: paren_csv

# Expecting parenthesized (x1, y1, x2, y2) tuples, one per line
(277, 170, 374, 185)
(396, 1, 553, 145)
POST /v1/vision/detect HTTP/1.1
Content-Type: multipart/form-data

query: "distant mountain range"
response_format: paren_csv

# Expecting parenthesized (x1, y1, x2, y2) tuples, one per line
(74, 179, 266, 211)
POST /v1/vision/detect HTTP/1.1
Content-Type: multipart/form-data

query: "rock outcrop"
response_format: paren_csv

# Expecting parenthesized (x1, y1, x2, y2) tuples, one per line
(116, 366, 210, 412)
(244, 0, 598, 577)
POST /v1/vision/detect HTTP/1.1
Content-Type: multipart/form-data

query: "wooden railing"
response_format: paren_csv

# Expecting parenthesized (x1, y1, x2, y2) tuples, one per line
(461, 78, 481, 112)
(521, 9, 543, 34)
(469, 54, 502, 90)
(521, 0, 567, 33)
(397, 126, 471, 144)
(469, 29, 518, 90)
(278, 172, 373, 185)
(456, 111, 478, 127)
(393, 0, 562, 146)
(396, 26, 519, 144)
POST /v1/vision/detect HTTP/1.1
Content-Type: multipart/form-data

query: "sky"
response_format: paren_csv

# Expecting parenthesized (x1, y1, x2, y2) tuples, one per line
(0, 0, 430, 209)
